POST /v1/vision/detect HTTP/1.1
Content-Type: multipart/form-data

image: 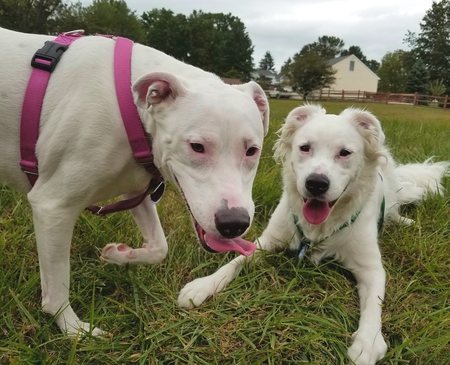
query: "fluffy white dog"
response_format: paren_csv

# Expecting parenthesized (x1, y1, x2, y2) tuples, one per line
(0, 28, 269, 336)
(178, 104, 450, 365)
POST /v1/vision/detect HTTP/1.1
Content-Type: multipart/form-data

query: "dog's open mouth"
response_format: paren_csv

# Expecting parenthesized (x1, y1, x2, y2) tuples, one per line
(303, 198, 337, 225)
(174, 176, 256, 257)
(194, 221, 256, 256)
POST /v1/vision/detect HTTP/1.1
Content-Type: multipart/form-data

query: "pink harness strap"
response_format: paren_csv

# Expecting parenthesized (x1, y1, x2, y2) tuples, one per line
(87, 37, 165, 214)
(20, 33, 165, 214)
(20, 31, 83, 185)
(114, 37, 160, 177)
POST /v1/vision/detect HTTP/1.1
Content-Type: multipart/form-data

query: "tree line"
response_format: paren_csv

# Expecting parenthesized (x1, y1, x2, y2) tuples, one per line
(374, 0, 450, 96)
(1, 0, 449, 95)
(0, 0, 254, 81)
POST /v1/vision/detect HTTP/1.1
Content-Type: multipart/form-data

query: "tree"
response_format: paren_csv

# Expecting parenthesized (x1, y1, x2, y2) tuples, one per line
(376, 50, 409, 92)
(405, 0, 450, 93)
(141, 8, 189, 61)
(281, 52, 336, 100)
(258, 51, 275, 71)
(405, 58, 429, 94)
(52, 1, 88, 34)
(300, 36, 345, 59)
(341, 45, 380, 72)
(0, 0, 145, 41)
(222, 67, 244, 81)
(84, 0, 145, 42)
(0, 0, 65, 34)
(341, 45, 366, 62)
(365, 59, 381, 73)
(185, 11, 254, 81)
(428, 79, 447, 96)
(282, 36, 341, 99)
(53, 0, 145, 43)
(279, 57, 292, 90)
(140, 10, 254, 80)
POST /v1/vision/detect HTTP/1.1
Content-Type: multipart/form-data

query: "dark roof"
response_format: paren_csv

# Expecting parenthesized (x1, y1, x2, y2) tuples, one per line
(253, 69, 281, 83)
(328, 54, 380, 79)
(254, 69, 278, 77)
(328, 55, 352, 66)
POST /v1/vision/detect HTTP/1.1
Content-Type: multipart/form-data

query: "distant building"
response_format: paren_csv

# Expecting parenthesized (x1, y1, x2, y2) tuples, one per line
(251, 69, 281, 86)
(253, 55, 379, 95)
(327, 55, 379, 92)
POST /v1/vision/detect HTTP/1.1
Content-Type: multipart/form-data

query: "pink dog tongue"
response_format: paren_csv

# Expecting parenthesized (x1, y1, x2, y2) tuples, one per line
(205, 234, 256, 256)
(303, 199, 331, 225)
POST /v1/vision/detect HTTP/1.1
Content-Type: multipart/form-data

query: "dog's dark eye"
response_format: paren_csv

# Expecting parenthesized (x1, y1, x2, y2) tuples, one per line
(299, 145, 311, 153)
(190, 143, 205, 153)
(339, 149, 351, 157)
(246, 147, 258, 156)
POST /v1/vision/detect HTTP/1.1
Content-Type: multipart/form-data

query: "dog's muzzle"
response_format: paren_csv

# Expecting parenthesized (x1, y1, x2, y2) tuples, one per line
(173, 174, 256, 256)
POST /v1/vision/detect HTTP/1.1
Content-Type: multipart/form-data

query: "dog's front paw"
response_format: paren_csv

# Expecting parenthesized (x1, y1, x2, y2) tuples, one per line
(65, 321, 109, 338)
(100, 243, 136, 265)
(178, 260, 242, 308)
(348, 330, 387, 365)
(100, 243, 167, 265)
(178, 275, 223, 309)
(55, 313, 109, 338)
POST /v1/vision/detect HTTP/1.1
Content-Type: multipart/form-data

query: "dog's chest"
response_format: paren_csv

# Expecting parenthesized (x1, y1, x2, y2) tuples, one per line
(290, 218, 350, 263)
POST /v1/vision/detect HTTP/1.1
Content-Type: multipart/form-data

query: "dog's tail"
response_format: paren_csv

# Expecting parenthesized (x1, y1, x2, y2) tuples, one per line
(395, 158, 450, 204)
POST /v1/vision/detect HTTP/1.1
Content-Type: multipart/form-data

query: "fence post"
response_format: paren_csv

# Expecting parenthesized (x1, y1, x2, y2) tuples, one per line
(357, 90, 360, 101)
(413, 92, 418, 106)
(386, 92, 390, 104)
(444, 95, 448, 110)
(342, 90, 345, 101)
(319, 89, 323, 100)
(362, 91, 366, 103)
(327, 89, 330, 101)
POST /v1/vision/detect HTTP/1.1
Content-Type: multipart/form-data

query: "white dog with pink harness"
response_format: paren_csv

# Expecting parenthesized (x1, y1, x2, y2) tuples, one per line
(0, 27, 269, 336)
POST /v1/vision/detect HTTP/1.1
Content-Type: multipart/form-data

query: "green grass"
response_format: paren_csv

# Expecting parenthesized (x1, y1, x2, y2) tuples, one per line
(1, 101, 450, 364)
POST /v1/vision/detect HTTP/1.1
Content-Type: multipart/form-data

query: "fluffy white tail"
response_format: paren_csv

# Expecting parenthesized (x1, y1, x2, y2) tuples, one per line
(395, 158, 450, 204)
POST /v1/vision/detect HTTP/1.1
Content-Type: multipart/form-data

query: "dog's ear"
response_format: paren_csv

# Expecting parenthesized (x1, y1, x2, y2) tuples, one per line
(273, 104, 325, 162)
(342, 108, 385, 156)
(232, 81, 270, 136)
(132, 72, 188, 109)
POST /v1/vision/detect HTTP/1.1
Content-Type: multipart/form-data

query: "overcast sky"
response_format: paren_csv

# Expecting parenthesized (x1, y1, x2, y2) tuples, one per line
(121, 0, 433, 71)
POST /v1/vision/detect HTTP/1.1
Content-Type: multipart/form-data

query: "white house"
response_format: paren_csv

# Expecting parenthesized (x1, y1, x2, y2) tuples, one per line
(252, 69, 280, 86)
(327, 55, 379, 92)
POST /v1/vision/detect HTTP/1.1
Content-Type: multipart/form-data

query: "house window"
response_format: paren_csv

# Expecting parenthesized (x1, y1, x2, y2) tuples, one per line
(349, 61, 355, 71)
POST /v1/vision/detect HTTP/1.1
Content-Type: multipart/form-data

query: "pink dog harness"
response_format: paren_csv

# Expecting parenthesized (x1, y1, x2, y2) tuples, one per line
(20, 31, 165, 214)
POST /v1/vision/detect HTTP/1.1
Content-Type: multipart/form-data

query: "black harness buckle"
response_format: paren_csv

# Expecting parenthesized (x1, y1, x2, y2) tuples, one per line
(31, 41, 69, 72)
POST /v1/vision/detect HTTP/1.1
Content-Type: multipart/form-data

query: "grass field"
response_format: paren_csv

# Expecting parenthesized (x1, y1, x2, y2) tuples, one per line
(1, 101, 449, 364)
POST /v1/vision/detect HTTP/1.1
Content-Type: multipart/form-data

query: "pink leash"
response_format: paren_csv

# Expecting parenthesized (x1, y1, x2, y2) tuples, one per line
(20, 32, 165, 214)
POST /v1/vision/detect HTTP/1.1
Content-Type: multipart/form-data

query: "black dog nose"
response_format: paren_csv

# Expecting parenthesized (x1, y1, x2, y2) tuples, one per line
(215, 207, 250, 238)
(305, 173, 330, 196)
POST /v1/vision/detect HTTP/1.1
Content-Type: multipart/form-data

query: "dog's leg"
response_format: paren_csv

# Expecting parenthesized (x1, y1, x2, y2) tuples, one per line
(100, 196, 168, 265)
(28, 190, 105, 337)
(177, 254, 249, 309)
(386, 206, 415, 226)
(347, 261, 388, 365)
(178, 194, 293, 309)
